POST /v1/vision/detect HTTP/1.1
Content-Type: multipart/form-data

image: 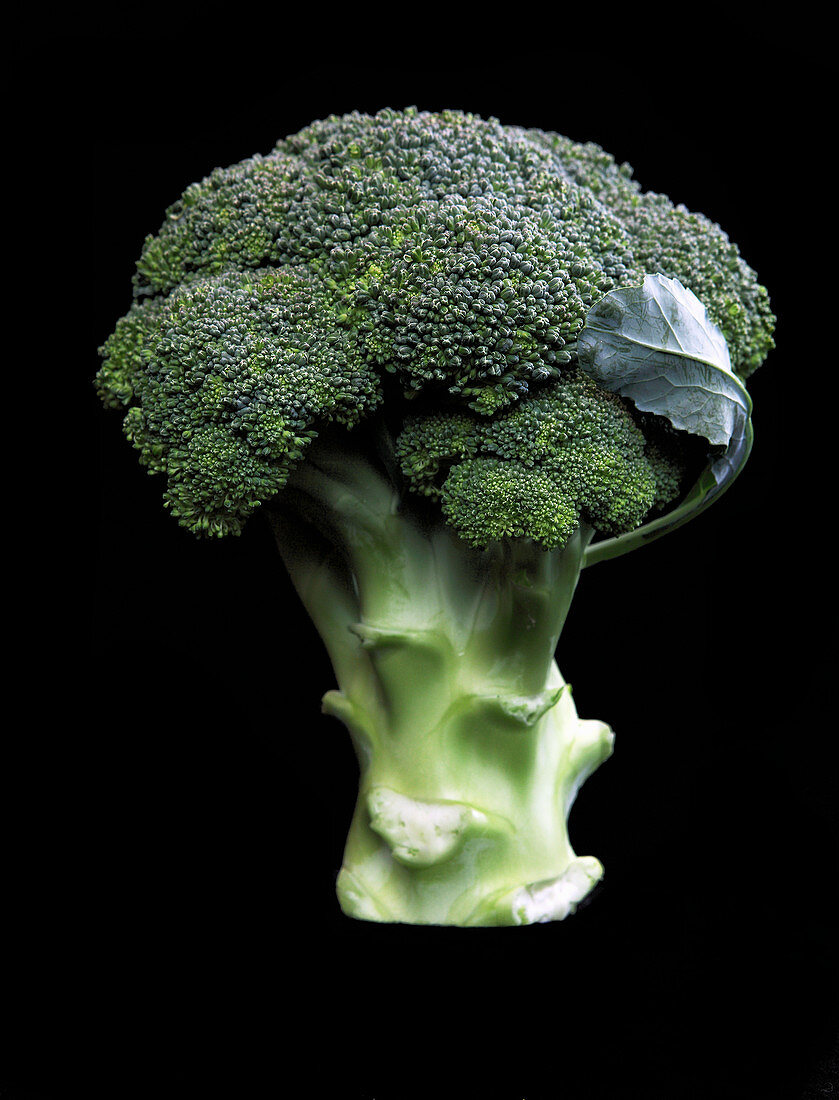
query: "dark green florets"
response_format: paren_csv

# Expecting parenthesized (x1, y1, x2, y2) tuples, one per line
(98, 266, 380, 536)
(396, 370, 685, 549)
(97, 107, 773, 545)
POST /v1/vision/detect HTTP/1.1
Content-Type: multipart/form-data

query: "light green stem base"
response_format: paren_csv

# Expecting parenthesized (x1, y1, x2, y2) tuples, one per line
(269, 433, 614, 926)
(333, 672, 613, 926)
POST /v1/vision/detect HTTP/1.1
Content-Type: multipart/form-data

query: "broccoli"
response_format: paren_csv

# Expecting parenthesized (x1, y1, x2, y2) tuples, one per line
(96, 108, 774, 926)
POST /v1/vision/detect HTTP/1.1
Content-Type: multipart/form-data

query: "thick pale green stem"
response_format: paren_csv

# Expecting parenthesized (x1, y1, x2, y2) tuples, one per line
(268, 433, 614, 926)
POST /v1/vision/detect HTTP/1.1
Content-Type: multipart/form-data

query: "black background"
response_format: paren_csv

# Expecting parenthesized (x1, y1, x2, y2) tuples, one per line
(4, 30, 833, 1100)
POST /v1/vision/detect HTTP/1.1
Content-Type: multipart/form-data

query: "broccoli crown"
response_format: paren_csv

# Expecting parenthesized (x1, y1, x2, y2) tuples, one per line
(96, 108, 774, 542)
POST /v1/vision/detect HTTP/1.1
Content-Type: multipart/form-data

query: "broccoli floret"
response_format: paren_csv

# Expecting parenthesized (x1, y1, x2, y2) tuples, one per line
(97, 109, 773, 926)
(98, 265, 381, 535)
(396, 370, 685, 548)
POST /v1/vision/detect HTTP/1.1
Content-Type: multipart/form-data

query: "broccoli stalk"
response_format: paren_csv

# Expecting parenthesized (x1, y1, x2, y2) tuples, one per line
(269, 425, 612, 925)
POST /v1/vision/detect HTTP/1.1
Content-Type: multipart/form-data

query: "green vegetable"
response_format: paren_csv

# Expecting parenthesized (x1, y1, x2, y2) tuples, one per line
(96, 108, 774, 925)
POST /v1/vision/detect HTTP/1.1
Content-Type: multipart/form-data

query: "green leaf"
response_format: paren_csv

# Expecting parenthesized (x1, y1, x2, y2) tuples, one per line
(577, 274, 754, 567)
(578, 273, 752, 445)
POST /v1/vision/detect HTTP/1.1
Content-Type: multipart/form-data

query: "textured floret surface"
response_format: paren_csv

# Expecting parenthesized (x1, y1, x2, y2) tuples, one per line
(396, 369, 692, 548)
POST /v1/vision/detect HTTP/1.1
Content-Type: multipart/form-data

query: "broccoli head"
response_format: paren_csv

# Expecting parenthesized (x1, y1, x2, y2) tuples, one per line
(97, 109, 773, 926)
(97, 107, 772, 544)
